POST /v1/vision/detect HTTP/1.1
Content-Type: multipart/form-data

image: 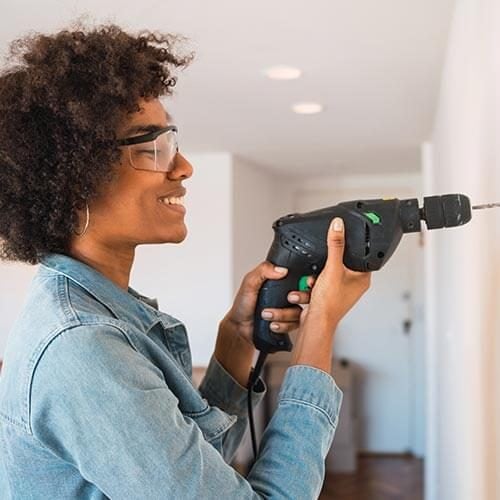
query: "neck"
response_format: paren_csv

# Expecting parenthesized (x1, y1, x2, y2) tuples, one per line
(68, 237, 136, 291)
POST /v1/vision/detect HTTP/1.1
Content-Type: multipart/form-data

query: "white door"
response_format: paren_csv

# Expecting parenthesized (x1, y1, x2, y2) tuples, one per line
(294, 188, 421, 453)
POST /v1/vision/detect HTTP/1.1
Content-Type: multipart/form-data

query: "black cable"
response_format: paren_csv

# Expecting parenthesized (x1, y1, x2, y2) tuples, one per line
(247, 381, 257, 465)
(246, 351, 268, 464)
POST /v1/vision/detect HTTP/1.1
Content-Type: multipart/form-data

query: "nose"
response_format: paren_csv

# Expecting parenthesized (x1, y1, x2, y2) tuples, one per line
(167, 153, 193, 181)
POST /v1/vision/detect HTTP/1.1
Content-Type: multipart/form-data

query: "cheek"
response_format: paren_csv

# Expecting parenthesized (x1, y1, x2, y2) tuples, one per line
(97, 192, 152, 230)
(146, 198, 187, 234)
(130, 196, 161, 226)
(117, 179, 154, 214)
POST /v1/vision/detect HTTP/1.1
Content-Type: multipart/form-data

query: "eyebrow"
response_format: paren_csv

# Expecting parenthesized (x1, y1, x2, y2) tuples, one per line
(122, 111, 174, 137)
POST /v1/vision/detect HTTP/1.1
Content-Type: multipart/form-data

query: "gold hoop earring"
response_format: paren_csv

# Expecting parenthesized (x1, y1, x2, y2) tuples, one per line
(74, 201, 90, 236)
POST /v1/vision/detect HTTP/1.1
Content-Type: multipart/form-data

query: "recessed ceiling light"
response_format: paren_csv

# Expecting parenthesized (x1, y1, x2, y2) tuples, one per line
(292, 102, 324, 114)
(264, 65, 302, 80)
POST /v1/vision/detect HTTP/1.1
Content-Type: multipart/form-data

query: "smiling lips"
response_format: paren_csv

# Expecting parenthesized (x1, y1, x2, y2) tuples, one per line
(159, 195, 184, 206)
(158, 188, 186, 214)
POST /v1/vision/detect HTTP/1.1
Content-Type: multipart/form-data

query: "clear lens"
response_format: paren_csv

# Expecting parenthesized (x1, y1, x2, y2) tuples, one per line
(127, 129, 178, 172)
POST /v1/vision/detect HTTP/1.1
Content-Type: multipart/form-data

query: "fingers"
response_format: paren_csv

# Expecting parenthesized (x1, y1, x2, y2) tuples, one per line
(259, 287, 311, 335)
(324, 217, 345, 273)
(287, 290, 311, 304)
(261, 305, 302, 333)
(268, 321, 299, 333)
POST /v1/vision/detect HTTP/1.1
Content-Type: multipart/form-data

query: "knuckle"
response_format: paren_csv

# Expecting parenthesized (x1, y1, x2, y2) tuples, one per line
(244, 261, 273, 286)
(262, 260, 272, 270)
(243, 272, 261, 290)
(329, 238, 345, 248)
(242, 271, 254, 286)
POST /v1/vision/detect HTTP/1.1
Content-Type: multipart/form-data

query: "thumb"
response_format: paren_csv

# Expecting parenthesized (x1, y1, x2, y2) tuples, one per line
(325, 217, 345, 270)
(239, 262, 288, 296)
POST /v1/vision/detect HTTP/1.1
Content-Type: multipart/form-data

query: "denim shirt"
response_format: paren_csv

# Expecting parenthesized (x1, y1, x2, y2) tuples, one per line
(0, 252, 343, 499)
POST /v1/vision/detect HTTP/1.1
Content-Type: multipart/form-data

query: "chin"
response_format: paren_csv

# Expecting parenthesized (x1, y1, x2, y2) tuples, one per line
(165, 225, 188, 244)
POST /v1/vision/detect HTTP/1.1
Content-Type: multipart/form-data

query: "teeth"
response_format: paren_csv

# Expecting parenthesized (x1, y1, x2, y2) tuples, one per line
(160, 196, 184, 205)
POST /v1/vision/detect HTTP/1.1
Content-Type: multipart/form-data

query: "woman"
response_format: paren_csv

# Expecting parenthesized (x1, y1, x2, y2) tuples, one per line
(0, 24, 370, 498)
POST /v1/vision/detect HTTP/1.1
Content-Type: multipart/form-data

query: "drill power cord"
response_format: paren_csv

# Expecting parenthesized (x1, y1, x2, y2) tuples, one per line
(246, 351, 268, 463)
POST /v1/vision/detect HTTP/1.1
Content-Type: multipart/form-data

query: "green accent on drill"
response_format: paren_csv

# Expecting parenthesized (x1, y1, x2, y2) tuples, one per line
(364, 211, 382, 225)
(299, 276, 311, 291)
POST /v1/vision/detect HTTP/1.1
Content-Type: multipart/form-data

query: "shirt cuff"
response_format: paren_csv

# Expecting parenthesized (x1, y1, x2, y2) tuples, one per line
(278, 365, 343, 429)
(198, 354, 267, 418)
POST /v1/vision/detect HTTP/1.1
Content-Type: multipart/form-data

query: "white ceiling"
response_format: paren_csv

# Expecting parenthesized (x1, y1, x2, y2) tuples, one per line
(0, 0, 456, 175)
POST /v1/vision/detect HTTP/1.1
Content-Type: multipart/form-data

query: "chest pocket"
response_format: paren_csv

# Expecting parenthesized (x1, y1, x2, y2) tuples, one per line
(158, 321, 192, 376)
(185, 404, 237, 452)
(145, 320, 192, 378)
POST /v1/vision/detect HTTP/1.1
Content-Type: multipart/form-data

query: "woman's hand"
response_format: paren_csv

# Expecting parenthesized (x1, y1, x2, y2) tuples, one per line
(214, 263, 312, 386)
(290, 217, 372, 373)
(219, 263, 314, 348)
(304, 217, 372, 328)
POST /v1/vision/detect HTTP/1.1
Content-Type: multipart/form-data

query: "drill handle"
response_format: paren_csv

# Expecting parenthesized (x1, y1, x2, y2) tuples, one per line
(253, 269, 305, 354)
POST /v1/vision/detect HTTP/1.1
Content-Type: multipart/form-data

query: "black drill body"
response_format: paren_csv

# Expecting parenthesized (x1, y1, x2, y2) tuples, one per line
(252, 193, 472, 354)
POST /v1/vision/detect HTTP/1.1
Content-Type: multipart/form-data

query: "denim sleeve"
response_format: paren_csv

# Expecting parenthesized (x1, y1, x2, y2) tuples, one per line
(31, 325, 342, 499)
(198, 354, 267, 463)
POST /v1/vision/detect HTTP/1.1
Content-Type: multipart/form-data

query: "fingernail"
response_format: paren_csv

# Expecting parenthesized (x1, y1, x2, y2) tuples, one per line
(274, 266, 288, 274)
(332, 218, 343, 232)
(288, 294, 300, 303)
(270, 323, 280, 330)
(261, 310, 273, 320)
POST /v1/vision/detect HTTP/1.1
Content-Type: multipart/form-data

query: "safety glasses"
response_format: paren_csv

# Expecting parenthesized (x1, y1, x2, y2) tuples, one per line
(116, 125, 178, 172)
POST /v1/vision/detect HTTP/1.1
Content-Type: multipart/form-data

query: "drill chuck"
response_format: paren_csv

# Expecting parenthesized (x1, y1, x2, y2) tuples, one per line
(399, 193, 472, 232)
(421, 194, 472, 229)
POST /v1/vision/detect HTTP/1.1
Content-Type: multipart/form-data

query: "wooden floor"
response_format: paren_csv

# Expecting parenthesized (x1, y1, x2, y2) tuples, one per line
(319, 455, 423, 500)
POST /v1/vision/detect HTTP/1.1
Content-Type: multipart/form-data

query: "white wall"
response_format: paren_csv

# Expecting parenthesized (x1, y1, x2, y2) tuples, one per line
(426, 0, 500, 498)
(422, 142, 439, 500)
(231, 156, 292, 294)
(0, 262, 37, 358)
(281, 171, 422, 195)
(491, 4, 500, 497)
(133, 153, 233, 367)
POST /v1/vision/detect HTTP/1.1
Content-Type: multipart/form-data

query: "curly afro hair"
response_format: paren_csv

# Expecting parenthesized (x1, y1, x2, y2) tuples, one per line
(0, 22, 193, 265)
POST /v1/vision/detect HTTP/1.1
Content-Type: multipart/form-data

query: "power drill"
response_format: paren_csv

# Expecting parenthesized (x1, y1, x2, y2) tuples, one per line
(252, 193, 474, 355)
(245, 193, 498, 460)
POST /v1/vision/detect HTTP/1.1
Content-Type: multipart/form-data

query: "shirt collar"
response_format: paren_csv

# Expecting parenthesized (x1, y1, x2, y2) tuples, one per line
(39, 252, 177, 332)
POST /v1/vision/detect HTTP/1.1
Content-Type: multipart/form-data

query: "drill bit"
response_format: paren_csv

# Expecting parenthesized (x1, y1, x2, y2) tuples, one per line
(472, 202, 500, 210)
